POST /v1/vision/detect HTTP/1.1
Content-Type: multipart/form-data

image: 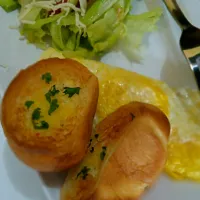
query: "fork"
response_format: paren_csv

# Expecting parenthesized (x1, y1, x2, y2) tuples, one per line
(163, 0, 200, 90)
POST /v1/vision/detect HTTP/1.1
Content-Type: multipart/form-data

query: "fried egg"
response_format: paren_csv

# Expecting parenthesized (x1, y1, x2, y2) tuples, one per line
(165, 88, 200, 181)
(40, 48, 200, 181)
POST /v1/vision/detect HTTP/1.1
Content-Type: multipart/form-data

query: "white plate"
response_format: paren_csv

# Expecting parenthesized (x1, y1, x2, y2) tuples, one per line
(0, 0, 200, 200)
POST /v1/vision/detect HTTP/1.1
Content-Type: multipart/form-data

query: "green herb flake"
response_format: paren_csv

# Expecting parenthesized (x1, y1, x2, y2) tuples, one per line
(32, 108, 42, 120)
(34, 120, 49, 130)
(100, 151, 106, 161)
(45, 85, 60, 103)
(87, 139, 93, 148)
(76, 166, 90, 180)
(130, 113, 135, 120)
(48, 99, 59, 115)
(32, 108, 49, 130)
(42, 72, 52, 84)
(49, 85, 59, 96)
(100, 146, 107, 161)
(90, 147, 94, 153)
(102, 146, 107, 151)
(25, 101, 34, 109)
(45, 92, 51, 103)
(94, 134, 99, 139)
(63, 87, 80, 98)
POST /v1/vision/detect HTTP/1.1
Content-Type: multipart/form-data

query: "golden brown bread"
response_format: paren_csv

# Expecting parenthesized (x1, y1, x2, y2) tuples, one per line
(90, 102, 170, 200)
(60, 102, 170, 200)
(1, 58, 99, 172)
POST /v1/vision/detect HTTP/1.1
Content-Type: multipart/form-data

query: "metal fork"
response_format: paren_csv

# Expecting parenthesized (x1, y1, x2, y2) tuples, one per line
(163, 0, 200, 90)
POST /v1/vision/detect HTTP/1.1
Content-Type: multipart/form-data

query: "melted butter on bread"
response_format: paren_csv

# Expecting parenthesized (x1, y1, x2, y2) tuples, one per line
(8, 63, 88, 139)
(61, 102, 170, 200)
(26, 83, 82, 133)
(1, 58, 99, 172)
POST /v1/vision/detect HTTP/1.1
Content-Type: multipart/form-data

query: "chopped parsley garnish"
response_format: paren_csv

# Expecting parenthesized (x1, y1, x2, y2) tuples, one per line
(33, 120, 49, 129)
(130, 113, 135, 120)
(48, 99, 59, 115)
(32, 108, 42, 120)
(63, 87, 80, 98)
(88, 138, 92, 148)
(90, 147, 94, 153)
(94, 134, 99, 139)
(32, 108, 49, 130)
(100, 146, 107, 161)
(76, 166, 90, 180)
(102, 146, 107, 151)
(49, 85, 59, 96)
(25, 101, 34, 109)
(45, 85, 60, 115)
(45, 93, 51, 103)
(42, 72, 52, 84)
(45, 85, 59, 103)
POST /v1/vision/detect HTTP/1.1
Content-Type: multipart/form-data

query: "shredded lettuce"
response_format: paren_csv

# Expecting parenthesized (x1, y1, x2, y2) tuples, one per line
(16, 0, 162, 59)
(22, 12, 63, 29)
(79, 0, 87, 15)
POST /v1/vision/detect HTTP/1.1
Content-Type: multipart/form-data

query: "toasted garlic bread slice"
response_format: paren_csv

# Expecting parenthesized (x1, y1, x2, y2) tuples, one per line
(1, 58, 99, 172)
(60, 102, 170, 200)
(91, 102, 170, 200)
(60, 103, 133, 200)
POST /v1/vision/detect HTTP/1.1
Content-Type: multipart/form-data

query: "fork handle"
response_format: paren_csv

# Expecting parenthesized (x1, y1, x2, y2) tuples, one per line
(187, 55, 200, 90)
(163, 0, 191, 30)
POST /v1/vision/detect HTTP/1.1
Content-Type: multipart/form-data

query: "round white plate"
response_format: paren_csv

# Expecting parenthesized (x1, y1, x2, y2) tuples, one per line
(0, 0, 200, 200)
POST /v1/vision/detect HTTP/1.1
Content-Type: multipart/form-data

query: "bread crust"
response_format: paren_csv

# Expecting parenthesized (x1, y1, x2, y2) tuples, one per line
(1, 58, 99, 172)
(60, 102, 170, 200)
(91, 102, 170, 200)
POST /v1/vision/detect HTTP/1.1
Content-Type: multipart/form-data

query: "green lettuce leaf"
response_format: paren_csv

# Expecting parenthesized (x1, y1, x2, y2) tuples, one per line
(87, 8, 119, 47)
(18, 0, 162, 61)
(19, 7, 41, 22)
(86, 0, 130, 53)
(20, 11, 75, 50)
(120, 7, 163, 60)
(92, 23, 125, 53)
(20, 14, 62, 49)
(22, 12, 64, 29)
(50, 22, 70, 50)
(82, 0, 118, 25)
(113, 0, 131, 20)
(63, 47, 96, 59)
(58, 13, 75, 26)
(0, 0, 20, 12)
(21, 28, 46, 49)
(65, 32, 77, 51)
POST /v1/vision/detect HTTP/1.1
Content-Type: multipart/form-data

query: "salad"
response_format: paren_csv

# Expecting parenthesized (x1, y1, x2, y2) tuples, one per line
(0, 0, 162, 59)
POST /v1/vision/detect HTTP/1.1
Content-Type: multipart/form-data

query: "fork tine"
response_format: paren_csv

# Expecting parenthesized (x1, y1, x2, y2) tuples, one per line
(163, 0, 191, 30)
